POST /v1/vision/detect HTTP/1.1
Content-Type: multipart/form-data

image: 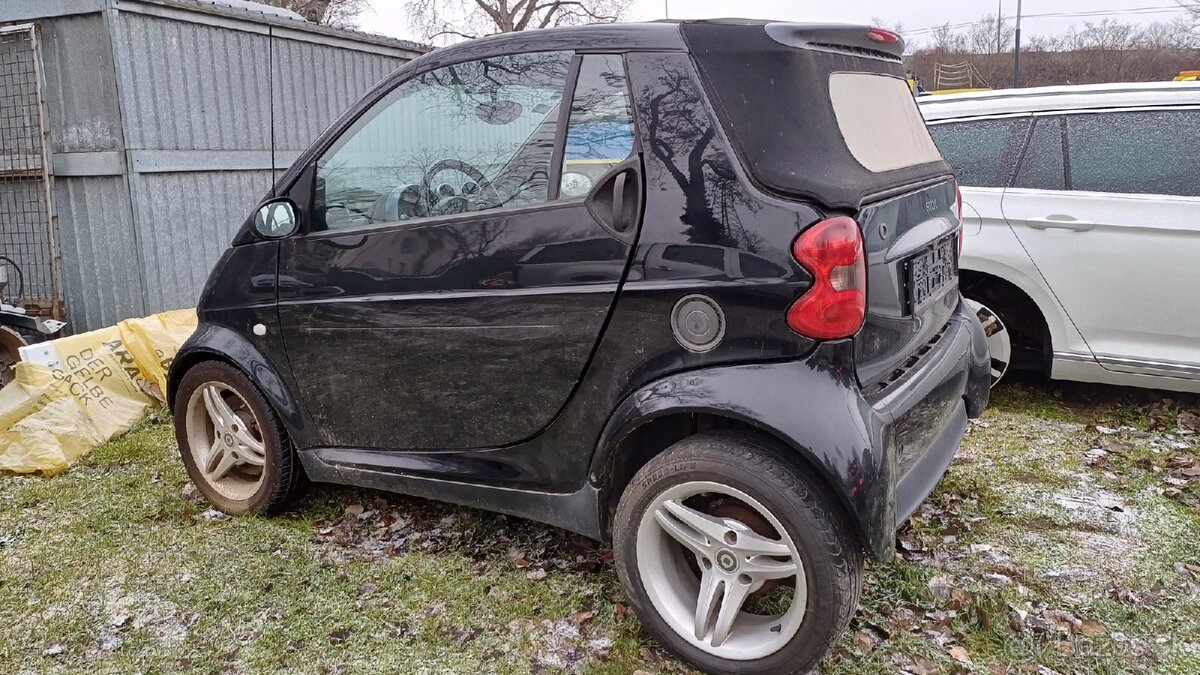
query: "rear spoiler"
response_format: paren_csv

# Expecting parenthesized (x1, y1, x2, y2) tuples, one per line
(765, 23, 905, 61)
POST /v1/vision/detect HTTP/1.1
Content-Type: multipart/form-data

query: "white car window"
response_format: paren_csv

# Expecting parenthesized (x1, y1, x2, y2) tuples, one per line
(927, 118, 1030, 188)
(1067, 110, 1200, 197)
(1014, 117, 1066, 191)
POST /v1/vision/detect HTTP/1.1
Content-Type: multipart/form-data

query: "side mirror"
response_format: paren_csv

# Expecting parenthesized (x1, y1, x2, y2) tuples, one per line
(253, 199, 299, 239)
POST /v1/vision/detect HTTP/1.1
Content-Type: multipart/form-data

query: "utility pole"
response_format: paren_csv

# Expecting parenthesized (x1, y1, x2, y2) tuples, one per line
(664, 0, 669, 19)
(1013, 0, 1023, 87)
(996, 0, 1003, 53)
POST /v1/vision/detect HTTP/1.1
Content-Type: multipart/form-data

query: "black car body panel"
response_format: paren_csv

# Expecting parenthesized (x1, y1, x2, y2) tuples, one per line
(169, 19, 990, 562)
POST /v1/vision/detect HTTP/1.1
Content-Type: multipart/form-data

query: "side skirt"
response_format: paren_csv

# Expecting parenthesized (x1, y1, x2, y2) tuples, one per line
(299, 448, 605, 541)
(1052, 352, 1200, 394)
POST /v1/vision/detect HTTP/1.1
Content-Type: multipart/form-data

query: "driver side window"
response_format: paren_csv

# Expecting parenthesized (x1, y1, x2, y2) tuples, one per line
(316, 51, 573, 231)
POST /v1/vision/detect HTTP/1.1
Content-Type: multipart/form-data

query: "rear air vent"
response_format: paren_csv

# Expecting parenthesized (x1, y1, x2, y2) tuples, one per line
(808, 42, 903, 63)
(862, 322, 950, 397)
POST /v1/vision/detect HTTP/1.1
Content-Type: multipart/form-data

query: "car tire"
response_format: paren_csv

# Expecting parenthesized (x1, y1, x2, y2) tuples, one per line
(613, 432, 863, 675)
(174, 360, 305, 515)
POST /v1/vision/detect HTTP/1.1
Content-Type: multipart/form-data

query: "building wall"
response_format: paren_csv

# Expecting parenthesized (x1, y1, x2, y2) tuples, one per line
(53, 176, 144, 328)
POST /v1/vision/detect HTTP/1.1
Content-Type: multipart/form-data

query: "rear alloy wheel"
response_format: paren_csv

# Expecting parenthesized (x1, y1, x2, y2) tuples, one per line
(965, 298, 1012, 387)
(614, 433, 862, 675)
(638, 481, 807, 657)
(175, 361, 304, 514)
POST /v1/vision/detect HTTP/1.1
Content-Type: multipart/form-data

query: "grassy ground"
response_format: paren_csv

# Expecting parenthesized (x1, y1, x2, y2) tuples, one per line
(1, 381, 1198, 674)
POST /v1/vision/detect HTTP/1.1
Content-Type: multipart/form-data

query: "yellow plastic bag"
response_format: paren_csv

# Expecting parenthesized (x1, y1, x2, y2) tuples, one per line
(0, 309, 196, 475)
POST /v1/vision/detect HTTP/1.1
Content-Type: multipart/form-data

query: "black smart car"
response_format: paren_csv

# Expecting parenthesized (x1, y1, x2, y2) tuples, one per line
(169, 19, 990, 674)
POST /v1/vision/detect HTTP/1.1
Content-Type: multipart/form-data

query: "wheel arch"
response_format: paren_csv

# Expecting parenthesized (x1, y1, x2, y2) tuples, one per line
(959, 257, 1080, 360)
(589, 355, 887, 557)
(595, 410, 855, 538)
(167, 323, 309, 446)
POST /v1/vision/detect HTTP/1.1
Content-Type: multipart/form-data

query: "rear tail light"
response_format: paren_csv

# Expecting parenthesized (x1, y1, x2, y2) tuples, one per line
(787, 217, 866, 340)
(955, 183, 965, 257)
(867, 27, 901, 44)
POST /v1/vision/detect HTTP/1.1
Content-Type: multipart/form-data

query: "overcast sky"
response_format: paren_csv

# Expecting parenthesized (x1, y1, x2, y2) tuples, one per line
(359, 0, 1192, 44)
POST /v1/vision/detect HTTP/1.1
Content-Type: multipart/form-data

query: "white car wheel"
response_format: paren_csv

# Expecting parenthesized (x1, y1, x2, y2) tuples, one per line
(966, 298, 1012, 387)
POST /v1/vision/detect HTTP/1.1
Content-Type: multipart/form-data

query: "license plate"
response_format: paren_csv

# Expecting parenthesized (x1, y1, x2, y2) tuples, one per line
(907, 237, 957, 311)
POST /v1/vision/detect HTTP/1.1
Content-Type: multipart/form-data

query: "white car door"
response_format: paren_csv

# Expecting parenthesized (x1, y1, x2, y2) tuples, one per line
(1002, 108, 1200, 381)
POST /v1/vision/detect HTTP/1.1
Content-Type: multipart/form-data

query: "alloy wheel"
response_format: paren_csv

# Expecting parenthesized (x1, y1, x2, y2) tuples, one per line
(967, 298, 1011, 387)
(184, 381, 268, 501)
(635, 480, 807, 661)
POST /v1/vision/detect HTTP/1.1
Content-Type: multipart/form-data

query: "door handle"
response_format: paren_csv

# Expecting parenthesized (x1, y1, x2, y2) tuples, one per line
(613, 171, 629, 232)
(1025, 216, 1094, 232)
(584, 156, 643, 242)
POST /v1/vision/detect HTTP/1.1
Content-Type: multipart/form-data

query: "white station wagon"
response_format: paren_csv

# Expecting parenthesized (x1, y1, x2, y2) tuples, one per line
(920, 82, 1200, 393)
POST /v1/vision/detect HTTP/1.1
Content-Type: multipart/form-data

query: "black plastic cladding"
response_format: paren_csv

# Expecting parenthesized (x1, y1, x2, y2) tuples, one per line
(169, 21, 991, 560)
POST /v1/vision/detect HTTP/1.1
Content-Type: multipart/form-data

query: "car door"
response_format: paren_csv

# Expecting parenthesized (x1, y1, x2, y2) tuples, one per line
(277, 51, 644, 450)
(1002, 108, 1200, 380)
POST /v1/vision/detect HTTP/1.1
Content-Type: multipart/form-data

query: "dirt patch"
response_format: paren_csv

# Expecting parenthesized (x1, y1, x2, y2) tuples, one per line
(102, 586, 189, 647)
(504, 617, 616, 673)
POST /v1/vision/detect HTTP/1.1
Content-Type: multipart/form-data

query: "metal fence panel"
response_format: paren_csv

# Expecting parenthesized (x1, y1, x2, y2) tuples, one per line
(0, 24, 59, 316)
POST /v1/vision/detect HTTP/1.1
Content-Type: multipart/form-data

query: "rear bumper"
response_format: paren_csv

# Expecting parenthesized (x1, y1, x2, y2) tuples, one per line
(860, 297, 990, 556)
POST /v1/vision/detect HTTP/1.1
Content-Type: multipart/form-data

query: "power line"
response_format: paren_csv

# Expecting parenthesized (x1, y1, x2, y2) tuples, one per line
(902, 5, 1186, 37)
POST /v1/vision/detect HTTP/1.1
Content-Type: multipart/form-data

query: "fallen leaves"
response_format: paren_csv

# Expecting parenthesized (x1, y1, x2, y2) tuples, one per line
(196, 509, 227, 521)
(1077, 618, 1106, 637)
(890, 653, 939, 675)
(948, 644, 972, 664)
(927, 575, 954, 604)
(1176, 409, 1199, 432)
(568, 610, 595, 627)
(508, 546, 532, 568)
(949, 587, 974, 610)
(1005, 604, 1107, 639)
(854, 627, 885, 655)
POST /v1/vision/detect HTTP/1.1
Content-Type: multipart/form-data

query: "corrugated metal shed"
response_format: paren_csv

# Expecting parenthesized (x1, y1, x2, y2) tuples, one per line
(0, 0, 428, 331)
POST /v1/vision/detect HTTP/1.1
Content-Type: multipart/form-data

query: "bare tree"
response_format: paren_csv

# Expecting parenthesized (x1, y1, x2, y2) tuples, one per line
(928, 23, 965, 54)
(906, 12, 1200, 89)
(258, 0, 368, 28)
(404, 0, 633, 43)
(965, 14, 1014, 54)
